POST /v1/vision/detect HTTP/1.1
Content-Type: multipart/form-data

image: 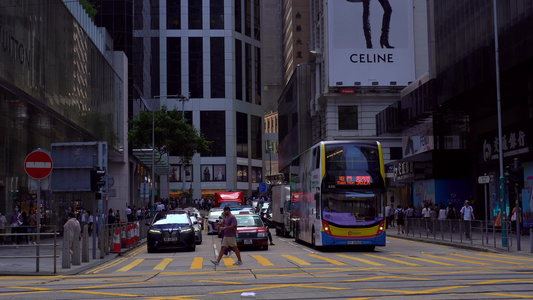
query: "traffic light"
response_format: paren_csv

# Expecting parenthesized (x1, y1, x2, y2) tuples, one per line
(90, 169, 106, 192)
(505, 159, 524, 190)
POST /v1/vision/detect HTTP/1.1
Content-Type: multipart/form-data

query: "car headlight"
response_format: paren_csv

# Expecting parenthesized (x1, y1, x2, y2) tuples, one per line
(180, 228, 192, 233)
(257, 232, 267, 238)
(149, 228, 162, 234)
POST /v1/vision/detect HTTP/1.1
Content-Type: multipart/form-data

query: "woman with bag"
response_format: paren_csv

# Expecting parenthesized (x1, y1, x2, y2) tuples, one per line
(511, 203, 523, 235)
(10, 206, 22, 246)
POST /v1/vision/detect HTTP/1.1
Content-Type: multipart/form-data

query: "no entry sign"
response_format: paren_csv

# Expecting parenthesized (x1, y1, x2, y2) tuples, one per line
(24, 149, 53, 179)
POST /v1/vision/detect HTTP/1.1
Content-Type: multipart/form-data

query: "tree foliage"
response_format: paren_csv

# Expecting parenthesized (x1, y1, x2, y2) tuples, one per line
(80, 0, 98, 20)
(128, 106, 211, 165)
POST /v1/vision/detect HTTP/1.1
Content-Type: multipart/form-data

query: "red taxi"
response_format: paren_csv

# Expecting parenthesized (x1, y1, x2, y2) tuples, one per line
(235, 211, 269, 250)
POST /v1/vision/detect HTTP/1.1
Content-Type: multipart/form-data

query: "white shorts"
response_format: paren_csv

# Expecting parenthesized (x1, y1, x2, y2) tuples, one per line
(222, 236, 237, 248)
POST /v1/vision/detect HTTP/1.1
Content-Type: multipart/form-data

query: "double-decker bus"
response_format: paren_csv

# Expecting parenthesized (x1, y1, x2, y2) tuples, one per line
(290, 140, 386, 250)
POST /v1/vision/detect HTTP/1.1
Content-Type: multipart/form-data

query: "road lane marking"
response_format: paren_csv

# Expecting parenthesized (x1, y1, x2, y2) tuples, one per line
(447, 253, 525, 265)
(336, 254, 385, 266)
(364, 254, 420, 266)
(282, 254, 311, 265)
(392, 254, 454, 266)
(252, 255, 274, 266)
(476, 253, 533, 262)
(190, 257, 203, 269)
(153, 258, 173, 270)
(86, 257, 127, 274)
(343, 275, 431, 282)
(362, 285, 470, 295)
(421, 254, 492, 265)
(222, 257, 238, 268)
(308, 254, 347, 266)
(117, 259, 144, 272)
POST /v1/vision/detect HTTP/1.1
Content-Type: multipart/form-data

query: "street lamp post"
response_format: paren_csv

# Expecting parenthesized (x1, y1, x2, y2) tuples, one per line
(269, 144, 272, 177)
(177, 95, 189, 204)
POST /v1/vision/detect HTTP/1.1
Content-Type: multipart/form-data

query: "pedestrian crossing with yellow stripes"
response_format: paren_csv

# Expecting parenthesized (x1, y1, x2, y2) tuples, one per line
(86, 251, 533, 274)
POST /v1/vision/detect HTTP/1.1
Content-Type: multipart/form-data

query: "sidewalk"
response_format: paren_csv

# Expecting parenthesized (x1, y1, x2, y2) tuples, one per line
(385, 224, 533, 256)
(0, 235, 144, 276)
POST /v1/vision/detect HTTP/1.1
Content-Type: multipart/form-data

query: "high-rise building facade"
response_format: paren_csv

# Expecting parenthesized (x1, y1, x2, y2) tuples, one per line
(132, 0, 264, 200)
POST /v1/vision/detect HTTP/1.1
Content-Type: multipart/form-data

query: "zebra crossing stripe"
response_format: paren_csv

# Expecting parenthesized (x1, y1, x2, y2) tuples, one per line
(336, 254, 385, 266)
(282, 254, 311, 265)
(308, 254, 347, 266)
(252, 255, 274, 266)
(117, 259, 144, 272)
(153, 258, 173, 270)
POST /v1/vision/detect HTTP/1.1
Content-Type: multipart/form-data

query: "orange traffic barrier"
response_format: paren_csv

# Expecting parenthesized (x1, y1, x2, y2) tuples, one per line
(121, 223, 126, 246)
(126, 224, 133, 246)
(133, 222, 138, 243)
(112, 228, 121, 253)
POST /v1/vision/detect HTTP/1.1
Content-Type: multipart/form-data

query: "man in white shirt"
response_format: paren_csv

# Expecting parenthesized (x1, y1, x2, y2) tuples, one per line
(460, 200, 475, 238)
(385, 204, 391, 229)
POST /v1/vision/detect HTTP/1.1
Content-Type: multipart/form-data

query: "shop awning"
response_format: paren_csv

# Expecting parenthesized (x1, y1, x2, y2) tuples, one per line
(133, 148, 171, 175)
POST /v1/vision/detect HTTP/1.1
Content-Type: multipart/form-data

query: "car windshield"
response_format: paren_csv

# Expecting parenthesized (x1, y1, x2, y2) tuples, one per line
(235, 215, 263, 227)
(153, 213, 190, 225)
(209, 210, 223, 219)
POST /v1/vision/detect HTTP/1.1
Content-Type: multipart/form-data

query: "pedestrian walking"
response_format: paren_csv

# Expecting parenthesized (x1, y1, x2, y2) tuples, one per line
(460, 200, 475, 238)
(27, 209, 37, 245)
(211, 206, 243, 266)
(10, 206, 22, 245)
(395, 205, 405, 234)
(63, 212, 81, 259)
(261, 212, 275, 245)
(0, 212, 7, 244)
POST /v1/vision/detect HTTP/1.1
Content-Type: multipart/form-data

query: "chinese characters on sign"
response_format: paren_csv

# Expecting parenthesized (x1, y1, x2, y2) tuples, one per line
(336, 175, 371, 186)
(482, 129, 529, 162)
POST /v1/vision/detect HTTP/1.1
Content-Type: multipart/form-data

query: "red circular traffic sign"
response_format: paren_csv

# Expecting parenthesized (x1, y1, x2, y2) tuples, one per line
(24, 150, 53, 179)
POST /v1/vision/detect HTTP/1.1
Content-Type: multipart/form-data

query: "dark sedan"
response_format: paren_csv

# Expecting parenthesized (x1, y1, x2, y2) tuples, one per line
(146, 210, 196, 253)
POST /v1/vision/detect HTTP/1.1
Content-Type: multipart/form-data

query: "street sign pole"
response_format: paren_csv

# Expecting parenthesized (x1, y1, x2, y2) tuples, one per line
(478, 175, 491, 245)
(24, 149, 53, 273)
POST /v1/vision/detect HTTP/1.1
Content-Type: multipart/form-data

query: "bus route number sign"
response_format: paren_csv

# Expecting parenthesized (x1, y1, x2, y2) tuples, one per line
(336, 176, 371, 186)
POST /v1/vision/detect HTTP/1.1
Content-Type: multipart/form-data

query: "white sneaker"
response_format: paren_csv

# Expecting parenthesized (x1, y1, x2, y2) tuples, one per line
(234, 260, 243, 266)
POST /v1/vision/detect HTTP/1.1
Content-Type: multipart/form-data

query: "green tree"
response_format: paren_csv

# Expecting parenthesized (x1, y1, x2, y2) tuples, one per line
(128, 106, 211, 167)
(80, 0, 98, 20)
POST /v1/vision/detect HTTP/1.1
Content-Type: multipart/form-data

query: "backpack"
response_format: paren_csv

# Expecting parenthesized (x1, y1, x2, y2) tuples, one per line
(447, 207, 456, 219)
(396, 209, 404, 220)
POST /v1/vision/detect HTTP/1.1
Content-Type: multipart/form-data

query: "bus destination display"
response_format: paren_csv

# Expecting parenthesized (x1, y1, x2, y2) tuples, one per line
(336, 175, 371, 186)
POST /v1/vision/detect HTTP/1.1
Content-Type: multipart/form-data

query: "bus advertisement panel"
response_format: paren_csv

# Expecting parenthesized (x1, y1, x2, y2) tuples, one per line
(290, 141, 386, 250)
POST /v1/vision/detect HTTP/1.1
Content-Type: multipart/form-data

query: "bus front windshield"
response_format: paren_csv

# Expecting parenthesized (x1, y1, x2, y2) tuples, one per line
(322, 192, 379, 225)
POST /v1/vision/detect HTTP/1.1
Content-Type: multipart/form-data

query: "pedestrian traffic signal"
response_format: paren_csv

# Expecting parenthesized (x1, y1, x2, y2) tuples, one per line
(90, 169, 106, 192)
(505, 163, 523, 190)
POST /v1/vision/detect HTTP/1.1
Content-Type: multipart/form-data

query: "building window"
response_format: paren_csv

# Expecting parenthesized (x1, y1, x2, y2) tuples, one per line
(210, 0, 224, 29)
(167, 0, 180, 29)
(151, 37, 160, 97)
(189, 37, 203, 98)
(237, 165, 248, 182)
(255, 47, 261, 105)
(245, 43, 252, 103)
(200, 111, 226, 156)
(188, 0, 202, 29)
(338, 106, 358, 130)
(251, 115, 262, 159)
(202, 165, 213, 181)
(252, 167, 262, 183)
(167, 37, 181, 96)
(253, 0, 260, 40)
(235, 0, 242, 33)
(235, 39, 243, 100)
(244, 0, 251, 37)
(210, 37, 225, 98)
(236, 112, 248, 157)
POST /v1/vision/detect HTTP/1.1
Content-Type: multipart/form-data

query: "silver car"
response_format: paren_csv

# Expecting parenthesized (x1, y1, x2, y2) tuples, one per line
(207, 208, 224, 235)
(190, 215, 203, 244)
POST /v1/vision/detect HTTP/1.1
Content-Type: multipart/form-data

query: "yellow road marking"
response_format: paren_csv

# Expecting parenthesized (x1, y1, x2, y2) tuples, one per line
(86, 257, 127, 274)
(421, 254, 492, 265)
(364, 254, 420, 266)
(211, 282, 349, 295)
(222, 257, 237, 268)
(190, 257, 203, 269)
(336, 254, 385, 266)
(252, 255, 274, 266)
(481, 293, 533, 299)
(153, 258, 173, 270)
(128, 246, 145, 257)
(343, 276, 430, 282)
(117, 258, 144, 272)
(308, 254, 347, 266)
(282, 254, 311, 266)
(477, 253, 533, 262)
(392, 254, 454, 266)
(363, 285, 469, 295)
(193, 280, 244, 285)
(447, 253, 524, 265)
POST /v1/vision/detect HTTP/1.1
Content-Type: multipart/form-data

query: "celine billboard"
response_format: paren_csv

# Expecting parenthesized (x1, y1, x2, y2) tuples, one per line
(327, 0, 415, 87)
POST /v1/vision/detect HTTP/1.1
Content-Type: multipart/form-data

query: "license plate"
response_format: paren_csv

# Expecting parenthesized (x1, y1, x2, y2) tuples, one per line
(164, 237, 178, 242)
(244, 239, 253, 245)
(347, 241, 362, 245)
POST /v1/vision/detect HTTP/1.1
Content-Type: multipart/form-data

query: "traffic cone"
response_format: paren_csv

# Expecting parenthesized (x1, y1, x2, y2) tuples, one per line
(121, 223, 126, 246)
(133, 222, 138, 243)
(126, 224, 132, 246)
(112, 228, 121, 253)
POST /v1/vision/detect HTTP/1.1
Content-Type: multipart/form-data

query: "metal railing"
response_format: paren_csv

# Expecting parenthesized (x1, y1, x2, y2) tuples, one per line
(403, 218, 517, 250)
(0, 225, 58, 273)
